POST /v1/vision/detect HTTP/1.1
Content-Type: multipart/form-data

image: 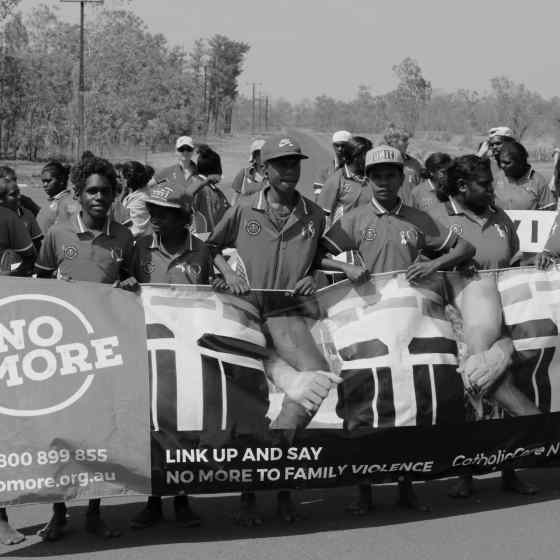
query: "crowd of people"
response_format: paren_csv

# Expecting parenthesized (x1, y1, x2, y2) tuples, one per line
(1, 124, 560, 545)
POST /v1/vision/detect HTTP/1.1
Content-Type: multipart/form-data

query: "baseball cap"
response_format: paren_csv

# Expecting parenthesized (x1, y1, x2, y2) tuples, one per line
(261, 135, 308, 162)
(332, 130, 352, 143)
(488, 127, 515, 140)
(146, 181, 192, 212)
(175, 136, 194, 150)
(365, 145, 404, 170)
(249, 139, 266, 160)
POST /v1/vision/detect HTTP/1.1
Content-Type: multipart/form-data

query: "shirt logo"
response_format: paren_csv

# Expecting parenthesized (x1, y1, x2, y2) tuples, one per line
(494, 224, 506, 239)
(450, 223, 463, 236)
(111, 248, 123, 263)
(341, 182, 352, 194)
(419, 198, 433, 209)
(63, 245, 79, 260)
(187, 264, 202, 280)
(362, 226, 377, 241)
(400, 230, 417, 247)
(151, 185, 173, 201)
(246, 220, 262, 236)
(302, 221, 316, 239)
(142, 260, 155, 275)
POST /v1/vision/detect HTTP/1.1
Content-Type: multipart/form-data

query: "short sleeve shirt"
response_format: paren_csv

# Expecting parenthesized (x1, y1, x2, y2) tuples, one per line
(316, 166, 372, 219)
(410, 180, 443, 213)
(0, 206, 34, 258)
(207, 187, 326, 290)
(36, 212, 133, 283)
(398, 154, 423, 206)
(18, 207, 43, 242)
(131, 232, 213, 284)
(36, 190, 80, 234)
(427, 197, 519, 269)
(321, 197, 456, 274)
(493, 167, 556, 210)
(231, 167, 264, 197)
(153, 162, 197, 189)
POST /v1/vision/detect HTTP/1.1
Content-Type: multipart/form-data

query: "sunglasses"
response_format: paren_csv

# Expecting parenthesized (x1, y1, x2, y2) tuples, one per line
(178, 146, 193, 153)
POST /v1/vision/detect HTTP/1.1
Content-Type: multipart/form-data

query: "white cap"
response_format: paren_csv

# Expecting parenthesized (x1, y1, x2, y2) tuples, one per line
(175, 136, 194, 150)
(249, 139, 266, 161)
(488, 127, 515, 140)
(365, 145, 404, 170)
(332, 130, 352, 143)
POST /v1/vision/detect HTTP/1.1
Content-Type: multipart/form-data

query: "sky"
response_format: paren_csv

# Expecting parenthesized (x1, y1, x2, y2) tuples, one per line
(16, 0, 560, 102)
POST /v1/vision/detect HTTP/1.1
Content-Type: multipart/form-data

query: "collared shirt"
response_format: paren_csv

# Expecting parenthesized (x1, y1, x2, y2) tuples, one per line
(36, 189, 79, 234)
(428, 196, 519, 269)
(36, 212, 133, 283)
(122, 185, 152, 237)
(0, 206, 34, 259)
(398, 153, 423, 206)
(17, 206, 43, 242)
(410, 180, 445, 217)
(207, 186, 326, 290)
(153, 162, 197, 190)
(321, 197, 456, 274)
(131, 231, 212, 284)
(231, 166, 264, 197)
(493, 167, 556, 210)
(317, 165, 372, 220)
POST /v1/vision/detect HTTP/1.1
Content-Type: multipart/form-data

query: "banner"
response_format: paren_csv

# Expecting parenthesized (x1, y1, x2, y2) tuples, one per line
(0, 278, 151, 506)
(506, 210, 556, 253)
(5, 269, 560, 504)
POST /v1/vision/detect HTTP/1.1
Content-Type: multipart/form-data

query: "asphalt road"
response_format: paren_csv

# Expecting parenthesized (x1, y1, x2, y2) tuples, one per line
(3, 131, 560, 559)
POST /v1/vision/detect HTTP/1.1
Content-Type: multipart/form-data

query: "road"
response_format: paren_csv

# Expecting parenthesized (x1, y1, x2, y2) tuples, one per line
(3, 131, 560, 559)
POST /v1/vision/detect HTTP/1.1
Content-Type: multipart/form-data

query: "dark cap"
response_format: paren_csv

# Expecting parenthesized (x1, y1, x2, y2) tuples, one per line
(146, 180, 192, 212)
(261, 135, 308, 162)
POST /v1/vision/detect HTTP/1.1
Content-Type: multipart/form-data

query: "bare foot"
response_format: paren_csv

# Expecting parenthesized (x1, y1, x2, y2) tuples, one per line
(0, 519, 25, 545)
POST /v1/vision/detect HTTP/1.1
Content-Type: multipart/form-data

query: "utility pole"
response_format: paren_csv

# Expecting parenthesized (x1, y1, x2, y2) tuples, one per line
(60, 0, 103, 158)
(258, 90, 263, 132)
(265, 96, 269, 131)
(251, 83, 256, 135)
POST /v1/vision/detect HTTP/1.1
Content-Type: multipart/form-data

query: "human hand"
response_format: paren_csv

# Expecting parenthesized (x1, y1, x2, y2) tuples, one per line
(293, 275, 317, 295)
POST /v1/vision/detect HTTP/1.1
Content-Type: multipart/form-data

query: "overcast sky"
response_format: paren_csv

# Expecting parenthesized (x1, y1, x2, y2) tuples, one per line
(17, 0, 560, 102)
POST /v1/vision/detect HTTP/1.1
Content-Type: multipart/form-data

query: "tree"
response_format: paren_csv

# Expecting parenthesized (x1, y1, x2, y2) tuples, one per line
(391, 57, 432, 133)
(490, 76, 541, 140)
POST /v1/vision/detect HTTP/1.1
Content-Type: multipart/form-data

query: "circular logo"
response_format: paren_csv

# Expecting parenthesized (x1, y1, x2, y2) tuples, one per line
(63, 245, 79, 260)
(341, 183, 352, 194)
(142, 260, 155, 275)
(362, 226, 377, 242)
(187, 264, 202, 280)
(450, 223, 463, 236)
(302, 221, 316, 239)
(0, 294, 121, 418)
(246, 220, 261, 236)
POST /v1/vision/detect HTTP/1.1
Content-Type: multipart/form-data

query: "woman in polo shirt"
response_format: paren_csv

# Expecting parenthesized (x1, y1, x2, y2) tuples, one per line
(317, 136, 373, 226)
(495, 141, 556, 211)
(431, 154, 540, 498)
(410, 152, 453, 219)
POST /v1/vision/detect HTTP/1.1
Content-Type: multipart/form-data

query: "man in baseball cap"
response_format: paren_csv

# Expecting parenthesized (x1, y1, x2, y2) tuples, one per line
(260, 135, 309, 162)
(151, 135, 198, 190)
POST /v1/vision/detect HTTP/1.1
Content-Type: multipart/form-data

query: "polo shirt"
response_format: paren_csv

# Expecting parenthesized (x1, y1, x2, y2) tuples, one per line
(122, 185, 152, 237)
(316, 165, 372, 219)
(207, 187, 326, 290)
(493, 167, 556, 210)
(426, 196, 519, 270)
(231, 167, 264, 197)
(153, 162, 197, 190)
(17, 206, 43, 242)
(410, 180, 445, 215)
(0, 206, 34, 259)
(321, 197, 456, 274)
(36, 190, 79, 234)
(398, 153, 423, 206)
(36, 212, 133, 283)
(131, 231, 213, 284)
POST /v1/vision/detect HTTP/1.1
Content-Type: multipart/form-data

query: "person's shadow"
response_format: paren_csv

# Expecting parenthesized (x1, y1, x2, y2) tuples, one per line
(2, 468, 558, 557)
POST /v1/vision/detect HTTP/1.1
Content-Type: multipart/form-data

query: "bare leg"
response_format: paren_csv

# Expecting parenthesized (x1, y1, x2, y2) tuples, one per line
(85, 499, 121, 539)
(37, 502, 67, 541)
(0, 508, 25, 546)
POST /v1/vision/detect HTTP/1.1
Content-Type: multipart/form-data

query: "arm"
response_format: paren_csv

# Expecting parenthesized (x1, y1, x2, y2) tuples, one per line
(6, 212, 36, 276)
(34, 230, 58, 278)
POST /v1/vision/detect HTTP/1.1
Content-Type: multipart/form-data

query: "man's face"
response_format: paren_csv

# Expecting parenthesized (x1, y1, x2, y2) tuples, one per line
(148, 204, 189, 236)
(498, 151, 525, 179)
(265, 157, 301, 194)
(79, 174, 115, 221)
(488, 136, 504, 157)
(388, 136, 409, 155)
(177, 146, 193, 166)
(461, 168, 494, 211)
(367, 164, 404, 205)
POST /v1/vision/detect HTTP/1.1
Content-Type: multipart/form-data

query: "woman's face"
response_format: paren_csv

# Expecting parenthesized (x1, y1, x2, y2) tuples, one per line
(461, 168, 494, 211)
(499, 151, 526, 179)
(41, 170, 65, 198)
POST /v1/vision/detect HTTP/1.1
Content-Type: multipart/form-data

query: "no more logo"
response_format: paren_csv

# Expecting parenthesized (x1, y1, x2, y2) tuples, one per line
(0, 294, 122, 417)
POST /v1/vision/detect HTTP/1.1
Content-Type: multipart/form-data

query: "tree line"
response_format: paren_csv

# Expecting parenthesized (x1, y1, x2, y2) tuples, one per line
(0, 1, 249, 160)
